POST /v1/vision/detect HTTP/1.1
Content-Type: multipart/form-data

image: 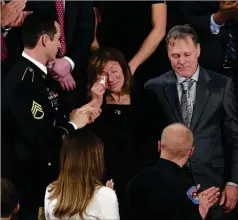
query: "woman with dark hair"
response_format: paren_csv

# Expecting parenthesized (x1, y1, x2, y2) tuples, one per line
(87, 47, 163, 219)
(44, 129, 119, 219)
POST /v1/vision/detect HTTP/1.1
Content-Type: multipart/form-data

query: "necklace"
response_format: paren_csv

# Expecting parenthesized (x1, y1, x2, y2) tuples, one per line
(106, 93, 130, 115)
(106, 93, 130, 105)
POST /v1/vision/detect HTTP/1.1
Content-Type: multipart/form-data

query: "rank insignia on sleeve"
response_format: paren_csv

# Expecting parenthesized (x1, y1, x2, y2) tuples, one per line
(31, 100, 44, 119)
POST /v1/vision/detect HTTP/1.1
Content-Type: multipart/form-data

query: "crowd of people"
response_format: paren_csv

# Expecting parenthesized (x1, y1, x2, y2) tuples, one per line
(1, 1, 238, 220)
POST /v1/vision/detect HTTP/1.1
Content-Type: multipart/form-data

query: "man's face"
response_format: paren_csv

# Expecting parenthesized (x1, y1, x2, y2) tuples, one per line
(167, 36, 200, 78)
(46, 21, 61, 61)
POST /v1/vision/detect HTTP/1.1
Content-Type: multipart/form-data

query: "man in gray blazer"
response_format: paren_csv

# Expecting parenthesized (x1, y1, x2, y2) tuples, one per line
(145, 25, 238, 220)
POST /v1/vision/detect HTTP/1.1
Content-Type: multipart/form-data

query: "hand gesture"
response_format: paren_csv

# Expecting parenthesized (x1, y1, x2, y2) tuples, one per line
(69, 104, 101, 129)
(220, 185, 238, 213)
(106, 179, 114, 190)
(1, 0, 26, 26)
(48, 58, 71, 78)
(219, 1, 238, 20)
(58, 73, 76, 91)
(7, 11, 33, 27)
(91, 76, 106, 108)
(198, 185, 220, 219)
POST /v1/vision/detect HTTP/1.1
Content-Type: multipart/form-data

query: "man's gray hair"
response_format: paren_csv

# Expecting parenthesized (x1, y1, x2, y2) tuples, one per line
(166, 24, 199, 48)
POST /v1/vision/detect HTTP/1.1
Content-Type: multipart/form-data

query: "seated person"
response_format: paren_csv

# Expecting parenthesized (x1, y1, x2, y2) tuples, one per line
(44, 128, 120, 219)
(1, 178, 19, 220)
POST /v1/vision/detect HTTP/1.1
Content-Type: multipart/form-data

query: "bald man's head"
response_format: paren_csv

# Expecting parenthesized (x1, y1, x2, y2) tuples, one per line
(160, 123, 194, 160)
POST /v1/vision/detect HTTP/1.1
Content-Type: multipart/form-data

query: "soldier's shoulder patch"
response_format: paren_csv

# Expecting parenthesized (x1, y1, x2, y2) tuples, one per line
(31, 100, 44, 119)
(21, 67, 35, 82)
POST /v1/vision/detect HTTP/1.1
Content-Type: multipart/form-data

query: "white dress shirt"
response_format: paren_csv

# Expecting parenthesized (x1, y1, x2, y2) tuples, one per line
(22, 51, 48, 74)
(175, 66, 200, 104)
(210, 14, 224, 34)
(44, 185, 120, 220)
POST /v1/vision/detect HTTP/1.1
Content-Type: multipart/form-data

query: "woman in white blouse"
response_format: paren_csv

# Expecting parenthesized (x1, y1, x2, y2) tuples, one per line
(44, 128, 120, 220)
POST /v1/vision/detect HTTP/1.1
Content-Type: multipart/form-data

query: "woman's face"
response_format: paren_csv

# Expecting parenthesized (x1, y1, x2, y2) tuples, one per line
(101, 61, 124, 93)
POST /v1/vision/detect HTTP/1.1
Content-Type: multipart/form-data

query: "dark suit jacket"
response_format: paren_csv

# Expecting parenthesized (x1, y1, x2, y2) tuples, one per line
(177, 1, 238, 75)
(144, 68, 238, 190)
(5, 1, 95, 80)
(127, 158, 202, 220)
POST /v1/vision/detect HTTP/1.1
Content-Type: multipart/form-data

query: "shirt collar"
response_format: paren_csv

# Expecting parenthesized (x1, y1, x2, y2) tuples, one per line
(22, 51, 47, 75)
(175, 65, 200, 85)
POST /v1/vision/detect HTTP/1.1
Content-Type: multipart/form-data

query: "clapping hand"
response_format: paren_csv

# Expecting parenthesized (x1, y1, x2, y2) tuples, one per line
(106, 179, 114, 190)
(220, 185, 238, 213)
(197, 185, 220, 219)
(1, 0, 32, 27)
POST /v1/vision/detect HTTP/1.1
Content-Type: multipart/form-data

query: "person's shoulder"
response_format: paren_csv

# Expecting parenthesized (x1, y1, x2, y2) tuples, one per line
(44, 184, 57, 219)
(5, 58, 27, 80)
(144, 70, 173, 89)
(96, 186, 117, 198)
(45, 184, 54, 200)
(129, 166, 159, 189)
(3, 58, 40, 97)
(95, 186, 118, 204)
(6, 57, 42, 85)
(202, 68, 232, 86)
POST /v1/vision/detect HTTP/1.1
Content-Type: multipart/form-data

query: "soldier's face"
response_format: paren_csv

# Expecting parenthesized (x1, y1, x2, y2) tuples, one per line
(47, 22, 61, 61)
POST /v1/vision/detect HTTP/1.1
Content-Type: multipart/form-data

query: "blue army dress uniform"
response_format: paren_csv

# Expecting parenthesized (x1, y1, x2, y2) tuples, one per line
(2, 56, 75, 213)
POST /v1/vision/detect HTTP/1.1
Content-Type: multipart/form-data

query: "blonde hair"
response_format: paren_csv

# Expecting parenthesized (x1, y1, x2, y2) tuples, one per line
(48, 129, 104, 219)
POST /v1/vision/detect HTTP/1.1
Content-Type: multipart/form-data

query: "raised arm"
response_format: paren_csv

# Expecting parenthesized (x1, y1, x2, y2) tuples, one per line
(129, 2, 167, 75)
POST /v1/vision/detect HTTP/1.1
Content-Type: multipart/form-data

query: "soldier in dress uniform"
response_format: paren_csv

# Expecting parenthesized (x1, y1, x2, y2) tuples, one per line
(2, 14, 101, 219)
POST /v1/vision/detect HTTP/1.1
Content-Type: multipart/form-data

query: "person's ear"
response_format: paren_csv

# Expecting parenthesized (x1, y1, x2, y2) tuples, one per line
(14, 203, 20, 213)
(196, 43, 201, 58)
(41, 34, 50, 47)
(158, 141, 161, 153)
(188, 146, 194, 157)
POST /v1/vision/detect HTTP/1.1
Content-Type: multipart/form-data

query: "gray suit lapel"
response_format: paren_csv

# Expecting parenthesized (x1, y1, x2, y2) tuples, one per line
(163, 72, 183, 123)
(190, 68, 212, 131)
